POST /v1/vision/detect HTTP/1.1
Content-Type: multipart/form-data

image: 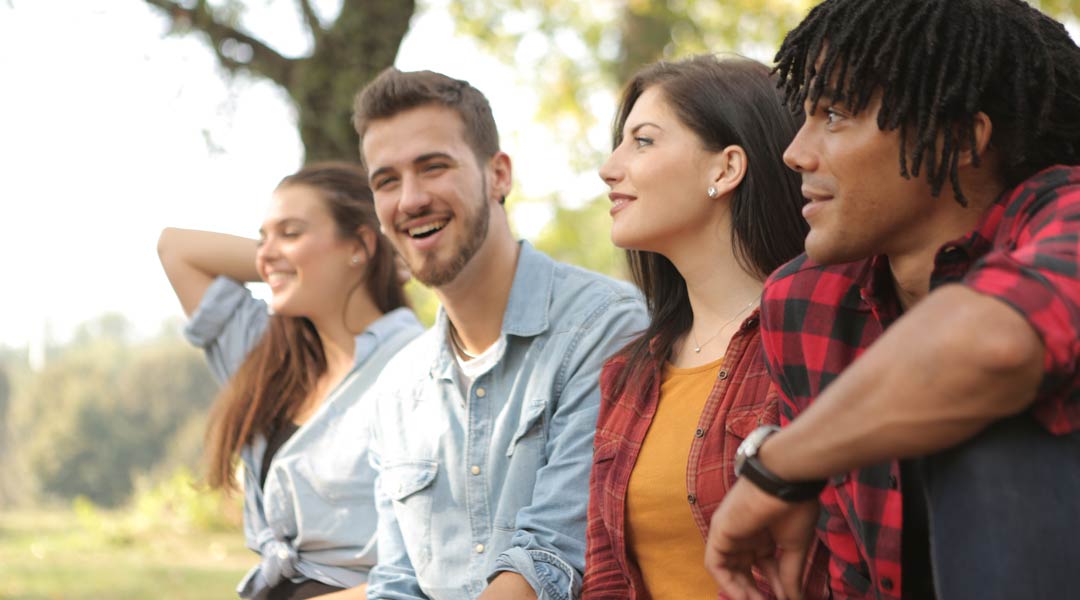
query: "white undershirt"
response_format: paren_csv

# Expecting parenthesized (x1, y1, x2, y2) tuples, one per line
(453, 335, 505, 397)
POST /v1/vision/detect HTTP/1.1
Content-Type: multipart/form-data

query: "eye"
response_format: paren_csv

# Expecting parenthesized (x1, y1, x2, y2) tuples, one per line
(423, 162, 449, 174)
(824, 107, 847, 126)
(372, 175, 399, 190)
(282, 229, 300, 238)
(633, 136, 653, 148)
(255, 237, 265, 248)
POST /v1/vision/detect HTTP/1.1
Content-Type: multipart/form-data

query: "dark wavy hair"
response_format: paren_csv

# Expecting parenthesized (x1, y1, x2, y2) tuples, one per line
(774, 0, 1080, 205)
(204, 162, 408, 491)
(611, 55, 808, 399)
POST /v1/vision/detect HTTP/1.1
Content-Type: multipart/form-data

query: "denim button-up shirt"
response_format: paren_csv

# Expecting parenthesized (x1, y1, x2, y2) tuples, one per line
(184, 276, 423, 598)
(365, 242, 648, 600)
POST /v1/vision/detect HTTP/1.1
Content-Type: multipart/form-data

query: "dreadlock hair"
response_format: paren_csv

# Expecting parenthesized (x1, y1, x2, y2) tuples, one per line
(774, 0, 1080, 205)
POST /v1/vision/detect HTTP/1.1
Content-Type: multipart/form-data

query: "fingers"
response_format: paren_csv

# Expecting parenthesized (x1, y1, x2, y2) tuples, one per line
(778, 537, 810, 600)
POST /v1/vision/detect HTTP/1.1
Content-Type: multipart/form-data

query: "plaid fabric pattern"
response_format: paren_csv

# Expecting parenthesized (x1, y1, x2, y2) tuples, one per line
(583, 317, 830, 600)
(760, 165, 1080, 599)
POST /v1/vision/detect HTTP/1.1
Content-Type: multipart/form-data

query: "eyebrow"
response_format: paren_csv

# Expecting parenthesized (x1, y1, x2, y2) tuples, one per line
(628, 121, 661, 136)
(258, 217, 306, 236)
(369, 152, 456, 182)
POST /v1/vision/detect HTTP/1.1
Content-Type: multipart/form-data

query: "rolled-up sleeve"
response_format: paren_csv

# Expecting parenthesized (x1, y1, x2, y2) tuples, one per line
(491, 295, 648, 600)
(962, 170, 1080, 431)
(184, 275, 269, 383)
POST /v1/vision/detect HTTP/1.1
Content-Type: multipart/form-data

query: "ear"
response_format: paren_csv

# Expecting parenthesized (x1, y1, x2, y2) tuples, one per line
(708, 145, 748, 199)
(959, 111, 993, 168)
(486, 151, 513, 204)
(351, 225, 378, 266)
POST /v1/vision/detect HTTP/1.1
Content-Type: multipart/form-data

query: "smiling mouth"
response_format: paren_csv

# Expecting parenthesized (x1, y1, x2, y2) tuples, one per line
(407, 219, 448, 239)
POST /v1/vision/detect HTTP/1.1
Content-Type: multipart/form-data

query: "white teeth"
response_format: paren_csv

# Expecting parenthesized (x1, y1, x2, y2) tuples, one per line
(408, 220, 448, 237)
(266, 272, 294, 284)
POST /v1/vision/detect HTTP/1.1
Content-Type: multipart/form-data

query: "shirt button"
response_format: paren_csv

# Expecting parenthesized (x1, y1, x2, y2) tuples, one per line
(694, 428, 705, 438)
(471, 465, 481, 475)
(717, 370, 728, 380)
(277, 548, 289, 560)
(687, 494, 697, 505)
(881, 577, 894, 591)
(476, 387, 486, 398)
(889, 475, 899, 489)
(475, 543, 485, 553)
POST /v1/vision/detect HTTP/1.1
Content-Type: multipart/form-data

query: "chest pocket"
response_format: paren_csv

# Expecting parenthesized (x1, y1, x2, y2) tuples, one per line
(506, 396, 548, 458)
(380, 460, 439, 570)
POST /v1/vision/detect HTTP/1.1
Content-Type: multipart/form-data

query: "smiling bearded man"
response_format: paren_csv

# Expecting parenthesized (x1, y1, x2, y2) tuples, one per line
(352, 68, 648, 600)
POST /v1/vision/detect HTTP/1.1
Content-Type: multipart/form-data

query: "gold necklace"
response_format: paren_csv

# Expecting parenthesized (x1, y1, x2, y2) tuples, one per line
(690, 298, 758, 353)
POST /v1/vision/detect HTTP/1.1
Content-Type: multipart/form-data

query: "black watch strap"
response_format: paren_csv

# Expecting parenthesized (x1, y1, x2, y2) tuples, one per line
(740, 453, 826, 503)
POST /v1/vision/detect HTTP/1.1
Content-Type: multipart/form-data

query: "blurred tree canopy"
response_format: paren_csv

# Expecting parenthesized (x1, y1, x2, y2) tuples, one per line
(12, 315, 217, 507)
(144, 0, 414, 162)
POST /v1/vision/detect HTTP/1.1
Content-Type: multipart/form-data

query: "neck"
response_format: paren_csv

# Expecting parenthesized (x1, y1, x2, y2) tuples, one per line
(437, 217, 520, 355)
(889, 177, 1004, 309)
(664, 222, 763, 364)
(309, 291, 382, 376)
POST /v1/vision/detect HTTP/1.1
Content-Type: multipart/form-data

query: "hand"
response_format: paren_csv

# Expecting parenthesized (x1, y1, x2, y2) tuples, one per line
(704, 477, 819, 600)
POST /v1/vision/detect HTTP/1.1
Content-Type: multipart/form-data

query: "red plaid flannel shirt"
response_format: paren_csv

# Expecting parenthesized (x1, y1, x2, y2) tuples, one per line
(760, 165, 1080, 599)
(583, 316, 830, 600)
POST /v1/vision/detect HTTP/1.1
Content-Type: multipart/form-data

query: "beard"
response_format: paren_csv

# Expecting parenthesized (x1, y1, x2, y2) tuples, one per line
(410, 184, 491, 287)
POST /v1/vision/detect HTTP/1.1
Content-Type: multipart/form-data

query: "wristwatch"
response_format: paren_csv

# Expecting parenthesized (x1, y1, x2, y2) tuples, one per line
(734, 425, 826, 503)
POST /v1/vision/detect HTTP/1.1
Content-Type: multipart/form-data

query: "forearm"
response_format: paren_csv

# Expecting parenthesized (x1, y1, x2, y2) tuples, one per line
(158, 227, 260, 315)
(312, 583, 367, 599)
(763, 284, 1044, 480)
(479, 572, 537, 600)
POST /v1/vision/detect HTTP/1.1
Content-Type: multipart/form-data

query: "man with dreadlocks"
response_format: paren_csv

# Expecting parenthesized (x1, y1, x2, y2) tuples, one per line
(703, 1, 1080, 599)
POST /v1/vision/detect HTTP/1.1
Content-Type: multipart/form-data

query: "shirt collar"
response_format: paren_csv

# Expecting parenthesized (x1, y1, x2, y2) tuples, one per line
(429, 240, 555, 379)
(353, 306, 422, 368)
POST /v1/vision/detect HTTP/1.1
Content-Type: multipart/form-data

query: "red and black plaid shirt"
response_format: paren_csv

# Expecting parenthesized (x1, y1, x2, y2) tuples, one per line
(760, 165, 1080, 599)
(583, 317, 830, 600)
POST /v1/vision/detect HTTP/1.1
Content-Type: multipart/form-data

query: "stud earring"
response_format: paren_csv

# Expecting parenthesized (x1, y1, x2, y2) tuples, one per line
(707, 186, 719, 198)
(350, 255, 361, 266)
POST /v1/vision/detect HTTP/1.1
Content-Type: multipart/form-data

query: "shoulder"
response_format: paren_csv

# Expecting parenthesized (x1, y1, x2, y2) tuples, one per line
(547, 260, 646, 327)
(764, 253, 869, 305)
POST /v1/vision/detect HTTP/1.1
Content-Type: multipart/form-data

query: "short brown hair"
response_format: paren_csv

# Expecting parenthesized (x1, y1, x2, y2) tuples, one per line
(353, 68, 500, 166)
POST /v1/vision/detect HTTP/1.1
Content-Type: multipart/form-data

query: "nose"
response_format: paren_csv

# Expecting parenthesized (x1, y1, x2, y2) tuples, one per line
(783, 122, 817, 174)
(398, 173, 432, 217)
(598, 147, 624, 188)
(255, 234, 279, 266)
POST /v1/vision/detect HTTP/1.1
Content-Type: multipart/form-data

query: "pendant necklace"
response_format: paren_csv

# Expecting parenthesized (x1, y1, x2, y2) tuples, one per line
(690, 298, 758, 353)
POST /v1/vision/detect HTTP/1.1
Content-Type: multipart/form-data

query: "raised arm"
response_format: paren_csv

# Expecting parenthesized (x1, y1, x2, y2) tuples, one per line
(157, 227, 261, 316)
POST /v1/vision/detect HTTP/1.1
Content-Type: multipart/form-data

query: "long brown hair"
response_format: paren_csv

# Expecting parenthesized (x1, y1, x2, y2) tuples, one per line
(204, 162, 408, 491)
(610, 55, 808, 401)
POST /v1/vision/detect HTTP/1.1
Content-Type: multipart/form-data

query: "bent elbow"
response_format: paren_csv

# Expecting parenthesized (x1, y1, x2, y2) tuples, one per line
(968, 303, 1045, 415)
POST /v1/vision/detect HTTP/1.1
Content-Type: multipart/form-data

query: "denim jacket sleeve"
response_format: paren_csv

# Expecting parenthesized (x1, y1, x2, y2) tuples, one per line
(491, 294, 648, 600)
(183, 275, 268, 383)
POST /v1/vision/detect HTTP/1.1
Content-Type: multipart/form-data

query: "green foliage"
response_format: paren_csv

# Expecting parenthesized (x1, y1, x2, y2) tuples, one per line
(14, 314, 218, 507)
(530, 195, 627, 279)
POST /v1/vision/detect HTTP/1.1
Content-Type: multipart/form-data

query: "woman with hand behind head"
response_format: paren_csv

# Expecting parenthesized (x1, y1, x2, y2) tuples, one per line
(584, 55, 826, 600)
(157, 162, 421, 600)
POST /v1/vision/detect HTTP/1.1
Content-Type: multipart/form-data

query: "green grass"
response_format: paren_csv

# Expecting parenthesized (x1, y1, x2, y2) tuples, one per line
(0, 509, 252, 600)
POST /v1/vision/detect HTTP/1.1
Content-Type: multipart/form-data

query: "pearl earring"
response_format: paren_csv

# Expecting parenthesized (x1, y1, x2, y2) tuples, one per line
(707, 186, 719, 198)
(350, 255, 361, 266)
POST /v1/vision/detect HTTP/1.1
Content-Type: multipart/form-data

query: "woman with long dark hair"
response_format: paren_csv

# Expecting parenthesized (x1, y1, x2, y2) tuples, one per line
(158, 162, 421, 600)
(583, 55, 824, 599)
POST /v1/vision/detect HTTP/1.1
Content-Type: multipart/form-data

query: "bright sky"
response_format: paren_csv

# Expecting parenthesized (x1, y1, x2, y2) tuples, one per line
(0, 0, 612, 351)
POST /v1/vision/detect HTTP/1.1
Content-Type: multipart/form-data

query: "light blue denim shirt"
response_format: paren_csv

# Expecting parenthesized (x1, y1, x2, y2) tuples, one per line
(365, 242, 648, 600)
(184, 276, 423, 599)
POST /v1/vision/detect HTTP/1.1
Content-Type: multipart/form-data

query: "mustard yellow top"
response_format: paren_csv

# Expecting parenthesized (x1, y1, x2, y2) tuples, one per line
(625, 356, 724, 600)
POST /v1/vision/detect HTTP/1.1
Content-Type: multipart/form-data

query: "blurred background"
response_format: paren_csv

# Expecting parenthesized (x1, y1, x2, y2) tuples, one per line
(1, 1, 1076, 598)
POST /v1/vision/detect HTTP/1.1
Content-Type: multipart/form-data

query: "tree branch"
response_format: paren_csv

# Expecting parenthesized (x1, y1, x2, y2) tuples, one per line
(296, 0, 324, 46)
(143, 0, 294, 87)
